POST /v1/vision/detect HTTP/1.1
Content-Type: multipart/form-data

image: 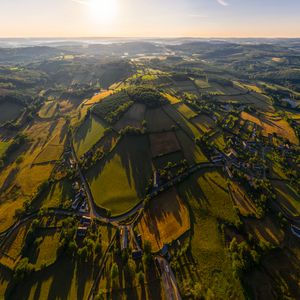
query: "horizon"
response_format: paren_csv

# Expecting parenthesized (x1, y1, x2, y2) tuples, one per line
(1, 0, 300, 38)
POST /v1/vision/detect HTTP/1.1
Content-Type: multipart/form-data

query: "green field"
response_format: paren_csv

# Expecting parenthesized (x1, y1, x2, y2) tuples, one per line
(0, 102, 24, 124)
(32, 179, 73, 209)
(0, 141, 10, 158)
(87, 135, 152, 216)
(176, 130, 207, 164)
(176, 170, 243, 299)
(74, 115, 107, 157)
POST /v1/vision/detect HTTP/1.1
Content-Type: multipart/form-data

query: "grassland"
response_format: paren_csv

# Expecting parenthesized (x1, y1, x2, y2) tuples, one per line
(87, 135, 152, 216)
(0, 102, 23, 124)
(74, 115, 107, 157)
(138, 188, 190, 252)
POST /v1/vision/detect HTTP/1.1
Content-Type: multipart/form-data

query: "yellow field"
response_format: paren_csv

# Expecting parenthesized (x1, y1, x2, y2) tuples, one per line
(161, 92, 181, 104)
(241, 112, 299, 144)
(84, 90, 113, 105)
(137, 188, 190, 252)
(175, 103, 197, 119)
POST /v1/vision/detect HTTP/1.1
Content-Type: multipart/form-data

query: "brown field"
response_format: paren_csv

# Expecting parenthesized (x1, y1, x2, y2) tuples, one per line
(137, 188, 190, 252)
(114, 103, 146, 131)
(241, 112, 298, 144)
(149, 131, 181, 158)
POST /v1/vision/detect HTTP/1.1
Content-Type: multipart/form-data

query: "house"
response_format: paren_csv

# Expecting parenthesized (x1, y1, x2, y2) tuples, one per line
(291, 225, 300, 238)
(132, 250, 143, 260)
(81, 216, 91, 226)
(77, 226, 88, 237)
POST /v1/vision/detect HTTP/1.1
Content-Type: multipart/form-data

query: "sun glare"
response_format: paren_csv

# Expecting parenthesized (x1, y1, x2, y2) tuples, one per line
(88, 0, 118, 23)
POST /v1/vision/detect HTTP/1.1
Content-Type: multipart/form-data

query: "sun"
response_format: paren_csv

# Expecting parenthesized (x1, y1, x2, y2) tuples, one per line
(88, 0, 118, 23)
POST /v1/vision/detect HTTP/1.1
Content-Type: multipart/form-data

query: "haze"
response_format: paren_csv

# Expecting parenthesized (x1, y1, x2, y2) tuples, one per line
(1, 0, 300, 38)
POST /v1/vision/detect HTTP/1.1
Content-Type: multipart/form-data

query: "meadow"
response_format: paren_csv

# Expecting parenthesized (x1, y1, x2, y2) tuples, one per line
(86, 135, 152, 216)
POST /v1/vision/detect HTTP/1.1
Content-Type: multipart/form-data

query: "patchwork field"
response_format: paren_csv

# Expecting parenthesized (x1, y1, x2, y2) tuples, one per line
(149, 131, 181, 158)
(87, 135, 152, 216)
(74, 115, 106, 157)
(161, 93, 181, 104)
(137, 188, 190, 252)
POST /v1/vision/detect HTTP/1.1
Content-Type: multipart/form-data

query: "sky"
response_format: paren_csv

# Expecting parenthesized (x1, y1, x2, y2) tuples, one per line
(0, 0, 300, 38)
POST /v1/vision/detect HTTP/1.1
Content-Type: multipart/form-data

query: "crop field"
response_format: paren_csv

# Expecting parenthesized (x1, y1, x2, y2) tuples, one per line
(210, 131, 227, 151)
(74, 115, 106, 157)
(149, 131, 181, 157)
(34, 121, 67, 164)
(176, 170, 242, 299)
(176, 130, 207, 164)
(38, 101, 58, 119)
(87, 135, 152, 216)
(137, 188, 190, 252)
(191, 114, 216, 133)
(84, 90, 113, 105)
(175, 103, 197, 119)
(145, 107, 176, 132)
(161, 92, 181, 104)
(241, 112, 298, 144)
(171, 79, 199, 94)
(114, 103, 146, 131)
(0, 101, 24, 124)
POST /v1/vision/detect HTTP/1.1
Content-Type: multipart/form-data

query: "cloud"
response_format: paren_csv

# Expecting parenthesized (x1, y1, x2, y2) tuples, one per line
(217, 0, 229, 6)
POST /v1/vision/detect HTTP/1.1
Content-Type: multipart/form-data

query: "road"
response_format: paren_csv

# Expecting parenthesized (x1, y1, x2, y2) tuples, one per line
(156, 256, 182, 300)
